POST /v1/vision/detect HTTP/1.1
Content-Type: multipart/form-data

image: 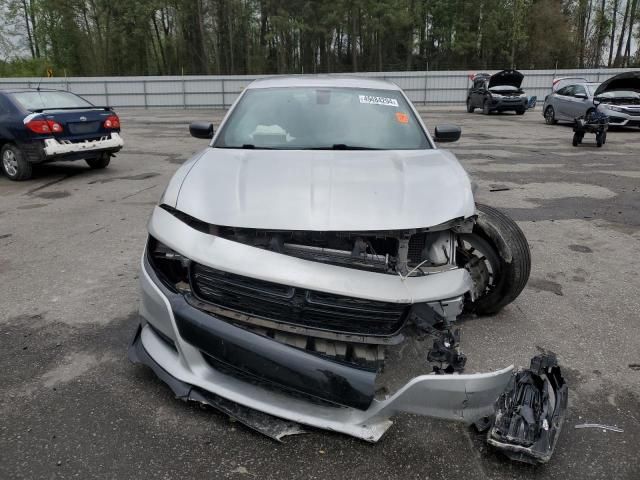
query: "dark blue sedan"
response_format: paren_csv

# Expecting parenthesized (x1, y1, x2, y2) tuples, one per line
(0, 88, 123, 180)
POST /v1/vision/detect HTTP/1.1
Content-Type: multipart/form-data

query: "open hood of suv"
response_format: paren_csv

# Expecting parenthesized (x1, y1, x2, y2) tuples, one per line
(594, 71, 640, 97)
(172, 148, 475, 231)
(488, 70, 524, 89)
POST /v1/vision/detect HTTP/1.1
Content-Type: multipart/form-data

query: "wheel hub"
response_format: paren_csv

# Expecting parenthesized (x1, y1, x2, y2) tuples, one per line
(464, 254, 491, 299)
(2, 150, 18, 177)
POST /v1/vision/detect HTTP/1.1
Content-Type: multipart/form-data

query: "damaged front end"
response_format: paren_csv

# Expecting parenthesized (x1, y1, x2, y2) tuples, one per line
(129, 203, 563, 464)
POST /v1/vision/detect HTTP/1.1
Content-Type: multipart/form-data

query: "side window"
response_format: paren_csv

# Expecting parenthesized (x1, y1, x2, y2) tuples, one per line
(473, 79, 484, 90)
(558, 85, 574, 96)
(573, 85, 587, 96)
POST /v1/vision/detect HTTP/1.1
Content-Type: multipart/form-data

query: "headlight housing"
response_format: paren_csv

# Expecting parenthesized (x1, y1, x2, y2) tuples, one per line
(603, 104, 624, 113)
(147, 236, 191, 292)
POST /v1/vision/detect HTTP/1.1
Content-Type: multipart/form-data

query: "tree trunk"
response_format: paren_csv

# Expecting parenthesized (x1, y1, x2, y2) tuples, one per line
(21, 0, 36, 59)
(351, 7, 357, 71)
(593, 0, 606, 67)
(152, 14, 168, 74)
(623, 0, 638, 65)
(608, 0, 618, 66)
(614, 0, 630, 66)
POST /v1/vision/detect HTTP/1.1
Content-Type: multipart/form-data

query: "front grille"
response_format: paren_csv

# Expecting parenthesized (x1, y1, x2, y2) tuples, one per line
(68, 121, 101, 134)
(190, 263, 409, 336)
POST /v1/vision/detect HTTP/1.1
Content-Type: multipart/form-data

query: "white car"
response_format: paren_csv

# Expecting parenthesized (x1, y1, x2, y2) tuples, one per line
(128, 76, 565, 463)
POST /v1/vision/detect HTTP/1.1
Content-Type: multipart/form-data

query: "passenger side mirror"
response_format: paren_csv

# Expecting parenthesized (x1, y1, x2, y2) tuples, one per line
(574, 93, 588, 99)
(434, 124, 461, 143)
(189, 122, 214, 139)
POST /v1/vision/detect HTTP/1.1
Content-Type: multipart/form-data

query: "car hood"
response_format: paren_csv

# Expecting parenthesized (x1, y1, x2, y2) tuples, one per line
(171, 148, 475, 231)
(594, 71, 640, 97)
(489, 70, 524, 89)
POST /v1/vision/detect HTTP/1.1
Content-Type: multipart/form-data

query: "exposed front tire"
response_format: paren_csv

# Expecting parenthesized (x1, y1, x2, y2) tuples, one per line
(1, 144, 33, 181)
(466, 99, 475, 113)
(458, 203, 531, 315)
(482, 100, 490, 115)
(86, 153, 111, 169)
(544, 106, 557, 125)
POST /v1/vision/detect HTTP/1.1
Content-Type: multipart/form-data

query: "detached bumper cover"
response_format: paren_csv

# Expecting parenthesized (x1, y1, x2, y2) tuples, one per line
(132, 252, 515, 442)
(43, 132, 123, 157)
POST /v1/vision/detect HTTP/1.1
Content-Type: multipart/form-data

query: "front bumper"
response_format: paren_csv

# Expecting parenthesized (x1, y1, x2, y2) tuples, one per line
(599, 106, 640, 126)
(43, 132, 124, 157)
(133, 210, 516, 441)
(491, 98, 528, 111)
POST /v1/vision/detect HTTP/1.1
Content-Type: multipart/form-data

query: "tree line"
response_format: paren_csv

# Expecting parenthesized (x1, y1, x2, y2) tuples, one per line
(0, 0, 638, 77)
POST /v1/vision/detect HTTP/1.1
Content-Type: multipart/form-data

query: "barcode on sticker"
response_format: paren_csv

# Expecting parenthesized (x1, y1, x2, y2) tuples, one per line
(358, 95, 399, 107)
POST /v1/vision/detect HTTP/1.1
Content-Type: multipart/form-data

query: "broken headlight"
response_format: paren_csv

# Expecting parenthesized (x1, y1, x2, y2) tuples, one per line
(147, 236, 191, 293)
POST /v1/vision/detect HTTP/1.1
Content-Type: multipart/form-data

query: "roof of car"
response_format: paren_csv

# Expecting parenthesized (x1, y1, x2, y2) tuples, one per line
(247, 75, 401, 91)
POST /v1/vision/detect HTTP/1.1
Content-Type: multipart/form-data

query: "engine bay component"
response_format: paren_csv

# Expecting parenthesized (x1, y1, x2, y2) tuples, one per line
(486, 353, 568, 464)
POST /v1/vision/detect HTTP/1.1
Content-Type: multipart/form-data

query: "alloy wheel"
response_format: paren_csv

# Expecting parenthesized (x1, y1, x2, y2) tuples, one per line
(544, 107, 555, 124)
(2, 149, 18, 177)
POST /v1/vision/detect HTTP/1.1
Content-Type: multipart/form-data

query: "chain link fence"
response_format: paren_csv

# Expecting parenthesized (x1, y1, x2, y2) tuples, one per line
(0, 68, 634, 108)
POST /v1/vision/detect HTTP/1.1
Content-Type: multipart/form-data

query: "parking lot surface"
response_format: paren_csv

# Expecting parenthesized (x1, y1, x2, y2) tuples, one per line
(1, 106, 639, 479)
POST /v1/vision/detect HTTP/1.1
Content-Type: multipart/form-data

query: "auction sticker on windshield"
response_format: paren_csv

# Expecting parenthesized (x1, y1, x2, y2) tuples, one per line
(359, 95, 399, 107)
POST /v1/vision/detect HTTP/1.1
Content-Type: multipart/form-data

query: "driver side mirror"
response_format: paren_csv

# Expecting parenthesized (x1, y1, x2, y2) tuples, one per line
(574, 93, 588, 99)
(189, 122, 214, 139)
(434, 124, 461, 143)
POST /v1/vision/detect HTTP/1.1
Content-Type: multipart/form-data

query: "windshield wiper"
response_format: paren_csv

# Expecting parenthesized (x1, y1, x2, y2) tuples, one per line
(219, 144, 381, 150)
(308, 144, 381, 150)
(218, 144, 276, 149)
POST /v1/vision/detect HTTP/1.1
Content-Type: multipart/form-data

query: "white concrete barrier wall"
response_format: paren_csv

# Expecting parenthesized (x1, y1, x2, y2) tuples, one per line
(0, 69, 635, 108)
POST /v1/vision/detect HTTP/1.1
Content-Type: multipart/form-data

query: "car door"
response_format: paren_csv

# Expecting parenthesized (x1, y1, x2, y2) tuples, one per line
(470, 79, 483, 107)
(570, 84, 592, 118)
(553, 85, 575, 120)
(0, 95, 14, 142)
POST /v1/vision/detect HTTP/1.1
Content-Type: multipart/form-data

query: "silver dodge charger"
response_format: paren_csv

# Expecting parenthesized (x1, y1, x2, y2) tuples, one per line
(128, 76, 566, 462)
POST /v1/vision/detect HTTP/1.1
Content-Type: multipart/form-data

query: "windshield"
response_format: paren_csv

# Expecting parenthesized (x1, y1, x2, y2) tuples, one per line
(215, 87, 430, 150)
(586, 83, 600, 95)
(489, 85, 520, 93)
(12, 91, 93, 111)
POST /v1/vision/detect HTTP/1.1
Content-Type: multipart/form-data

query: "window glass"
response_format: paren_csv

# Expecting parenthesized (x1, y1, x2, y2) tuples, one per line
(573, 85, 587, 96)
(558, 85, 575, 96)
(11, 91, 93, 111)
(215, 87, 430, 150)
(586, 83, 600, 95)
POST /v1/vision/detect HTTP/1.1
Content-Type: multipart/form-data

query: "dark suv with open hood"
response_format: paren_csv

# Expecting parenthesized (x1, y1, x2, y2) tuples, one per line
(466, 70, 528, 115)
